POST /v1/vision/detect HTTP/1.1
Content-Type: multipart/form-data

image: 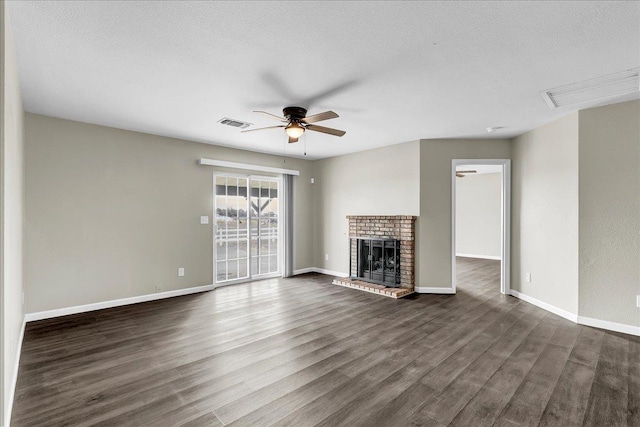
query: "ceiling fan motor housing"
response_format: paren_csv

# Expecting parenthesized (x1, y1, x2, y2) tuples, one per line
(283, 106, 307, 121)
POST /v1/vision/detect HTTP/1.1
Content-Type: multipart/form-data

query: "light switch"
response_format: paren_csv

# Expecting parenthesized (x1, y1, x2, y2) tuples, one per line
(200, 216, 209, 224)
(178, 268, 185, 277)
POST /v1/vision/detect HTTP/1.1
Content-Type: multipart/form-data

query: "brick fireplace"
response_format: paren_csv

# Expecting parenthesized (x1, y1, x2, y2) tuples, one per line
(332, 215, 417, 298)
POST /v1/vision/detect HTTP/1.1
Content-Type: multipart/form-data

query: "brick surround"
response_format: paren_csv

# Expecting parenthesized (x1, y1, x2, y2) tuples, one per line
(347, 215, 417, 290)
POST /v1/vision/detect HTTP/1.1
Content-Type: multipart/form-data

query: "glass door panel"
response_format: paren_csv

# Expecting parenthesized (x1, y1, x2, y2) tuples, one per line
(250, 178, 280, 277)
(215, 175, 250, 283)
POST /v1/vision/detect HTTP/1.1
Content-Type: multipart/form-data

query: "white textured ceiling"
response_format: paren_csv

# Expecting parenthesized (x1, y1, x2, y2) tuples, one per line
(7, 1, 640, 160)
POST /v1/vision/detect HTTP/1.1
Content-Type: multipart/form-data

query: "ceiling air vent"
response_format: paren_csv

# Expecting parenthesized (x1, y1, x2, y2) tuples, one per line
(218, 118, 252, 129)
(541, 68, 639, 109)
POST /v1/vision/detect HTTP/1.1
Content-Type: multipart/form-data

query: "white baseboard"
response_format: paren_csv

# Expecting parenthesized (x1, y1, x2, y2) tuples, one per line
(25, 284, 217, 322)
(292, 267, 348, 278)
(415, 286, 455, 294)
(6, 317, 26, 427)
(577, 316, 640, 337)
(456, 253, 501, 261)
(509, 290, 578, 322)
(314, 268, 349, 277)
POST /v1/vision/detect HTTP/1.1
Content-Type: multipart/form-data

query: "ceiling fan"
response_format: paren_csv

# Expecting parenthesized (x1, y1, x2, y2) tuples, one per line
(241, 106, 345, 143)
(456, 170, 477, 178)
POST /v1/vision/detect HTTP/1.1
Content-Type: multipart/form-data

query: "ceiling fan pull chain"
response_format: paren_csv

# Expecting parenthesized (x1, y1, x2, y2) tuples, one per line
(282, 133, 287, 163)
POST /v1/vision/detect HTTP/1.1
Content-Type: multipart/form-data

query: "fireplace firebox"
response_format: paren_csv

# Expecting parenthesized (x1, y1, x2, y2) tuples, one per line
(351, 237, 400, 287)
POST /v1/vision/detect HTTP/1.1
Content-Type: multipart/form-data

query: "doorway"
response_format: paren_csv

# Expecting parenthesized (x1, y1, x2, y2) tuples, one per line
(214, 174, 282, 285)
(451, 159, 510, 294)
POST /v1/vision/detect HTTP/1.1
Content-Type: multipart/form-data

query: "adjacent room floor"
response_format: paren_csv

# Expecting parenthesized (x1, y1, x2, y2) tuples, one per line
(456, 256, 502, 292)
(12, 259, 638, 426)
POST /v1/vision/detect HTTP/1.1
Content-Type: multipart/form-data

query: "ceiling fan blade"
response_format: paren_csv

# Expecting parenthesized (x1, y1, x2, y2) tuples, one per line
(288, 136, 299, 144)
(299, 79, 359, 108)
(241, 125, 285, 133)
(253, 110, 287, 122)
(306, 124, 346, 137)
(301, 111, 339, 124)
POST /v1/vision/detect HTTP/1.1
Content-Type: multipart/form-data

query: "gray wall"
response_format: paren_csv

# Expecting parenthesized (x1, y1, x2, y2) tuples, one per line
(578, 100, 640, 327)
(1, 3, 25, 425)
(312, 140, 420, 274)
(455, 172, 502, 258)
(418, 139, 511, 289)
(24, 114, 315, 313)
(511, 113, 579, 315)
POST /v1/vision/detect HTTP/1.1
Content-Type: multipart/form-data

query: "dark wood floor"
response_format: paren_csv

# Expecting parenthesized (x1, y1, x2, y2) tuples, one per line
(12, 258, 639, 426)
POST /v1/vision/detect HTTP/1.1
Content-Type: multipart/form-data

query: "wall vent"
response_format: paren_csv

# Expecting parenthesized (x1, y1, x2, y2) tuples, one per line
(541, 68, 639, 109)
(218, 118, 252, 129)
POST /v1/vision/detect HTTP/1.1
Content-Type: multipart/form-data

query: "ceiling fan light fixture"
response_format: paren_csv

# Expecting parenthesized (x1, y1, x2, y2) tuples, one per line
(285, 122, 305, 139)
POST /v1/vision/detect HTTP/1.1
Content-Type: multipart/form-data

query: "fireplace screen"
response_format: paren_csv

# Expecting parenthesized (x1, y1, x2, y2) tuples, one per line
(351, 238, 400, 287)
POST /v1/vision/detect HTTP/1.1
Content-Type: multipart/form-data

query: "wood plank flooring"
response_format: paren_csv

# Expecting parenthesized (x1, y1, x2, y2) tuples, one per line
(11, 257, 639, 426)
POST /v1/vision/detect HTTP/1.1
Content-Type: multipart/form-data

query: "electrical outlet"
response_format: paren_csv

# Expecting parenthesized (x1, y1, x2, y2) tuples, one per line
(200, 215, 209, 224)
(155, 284, 162, 293)
(178, 267, 185, 277)
(311, 178, 315, 184)
(325, 254, 329, 261)
(637, 295, 640, 308)
(525, 273, 531, 283)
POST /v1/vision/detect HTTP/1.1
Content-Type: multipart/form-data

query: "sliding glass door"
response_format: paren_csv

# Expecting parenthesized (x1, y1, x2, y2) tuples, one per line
(214, 174, 280, 284)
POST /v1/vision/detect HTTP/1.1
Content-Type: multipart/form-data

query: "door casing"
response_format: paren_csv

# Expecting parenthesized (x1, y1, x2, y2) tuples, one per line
(451, 159, 511, 295)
